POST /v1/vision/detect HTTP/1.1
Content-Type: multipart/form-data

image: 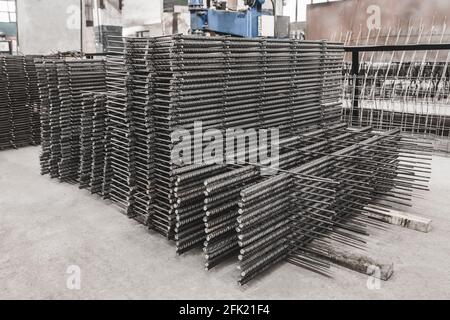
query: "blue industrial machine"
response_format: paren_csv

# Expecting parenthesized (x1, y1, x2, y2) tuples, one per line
(189, 0, 286, 38)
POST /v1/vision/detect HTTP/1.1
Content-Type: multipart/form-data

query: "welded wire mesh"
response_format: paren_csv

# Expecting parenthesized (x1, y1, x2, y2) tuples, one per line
(339, 22, 450, 153)
(0, 56, 40, 150)
(36, 58, 107, 183)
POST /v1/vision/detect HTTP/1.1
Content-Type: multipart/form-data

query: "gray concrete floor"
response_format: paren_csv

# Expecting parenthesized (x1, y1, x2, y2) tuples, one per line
(1, 146, 450, 300)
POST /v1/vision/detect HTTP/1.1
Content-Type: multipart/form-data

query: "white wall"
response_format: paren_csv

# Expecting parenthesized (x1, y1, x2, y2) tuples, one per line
(93, 0, 122, 26)
(17, 0, 82, 55)
(122, 0, 163, 36)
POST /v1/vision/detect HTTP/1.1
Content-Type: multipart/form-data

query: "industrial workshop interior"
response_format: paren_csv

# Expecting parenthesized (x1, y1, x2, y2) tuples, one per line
(1, 0, 450, 304)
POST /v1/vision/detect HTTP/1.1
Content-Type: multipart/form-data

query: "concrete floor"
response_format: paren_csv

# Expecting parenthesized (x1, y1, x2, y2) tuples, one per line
(1, 146, 450, 300)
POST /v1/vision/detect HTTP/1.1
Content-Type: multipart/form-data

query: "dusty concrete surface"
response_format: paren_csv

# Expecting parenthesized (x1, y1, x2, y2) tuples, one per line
(1, 146, 449, 300)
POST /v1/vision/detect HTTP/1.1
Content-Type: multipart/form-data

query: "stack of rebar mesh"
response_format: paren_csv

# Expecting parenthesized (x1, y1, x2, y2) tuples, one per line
(35, 58, 108, 191)
(132, 36, 429, 284)
(150, 37, 344, 243)
(79, 92, 110, 194)
(237, 128, 432, 284)
(104, 37, 140, 221)
(128, 38, 155, 225)
(0, 56, 40, 150)
(202, 124, 347, 269)
(26, 57, 41, 145)
(35, 35, 431, 285)
(104, 37, 156, 225)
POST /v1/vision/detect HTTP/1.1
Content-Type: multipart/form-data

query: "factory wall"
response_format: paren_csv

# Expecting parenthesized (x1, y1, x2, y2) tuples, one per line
(122, 0, 163, 36)
(306, 0, 450, 61)
(17, 0, 82, 55)
(162, 6, 190, 36)
(15, 0, 122, 55)
(90, 0, 123, 52)
(93, 0, 122, 26)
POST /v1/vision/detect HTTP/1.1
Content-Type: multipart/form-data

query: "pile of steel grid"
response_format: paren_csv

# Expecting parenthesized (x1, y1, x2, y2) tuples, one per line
(36, 59, 107, 184)
(149, 36, 345, 242)
(0, 56, 40, 150)
(104, 37, 136, 218)
(79, 92, 110, 195)
(203, 124, 349, 269)
(35, 59, 58, 177)
(148, 132, 340, 255)
(237, 129, 432, 284)
(103, 36, 156, 225)
(100, 36, 345, 239)
(128, 38, 155, 225)
(33, 35, 432, 286)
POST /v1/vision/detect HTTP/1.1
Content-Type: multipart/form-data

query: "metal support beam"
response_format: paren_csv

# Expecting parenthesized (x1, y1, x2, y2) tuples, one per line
(345, 43, 450, 53)
(351, 51, 360, 126)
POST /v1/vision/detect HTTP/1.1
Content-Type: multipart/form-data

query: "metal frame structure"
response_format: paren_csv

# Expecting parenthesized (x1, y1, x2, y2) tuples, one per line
(345, 43, 450, 125)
